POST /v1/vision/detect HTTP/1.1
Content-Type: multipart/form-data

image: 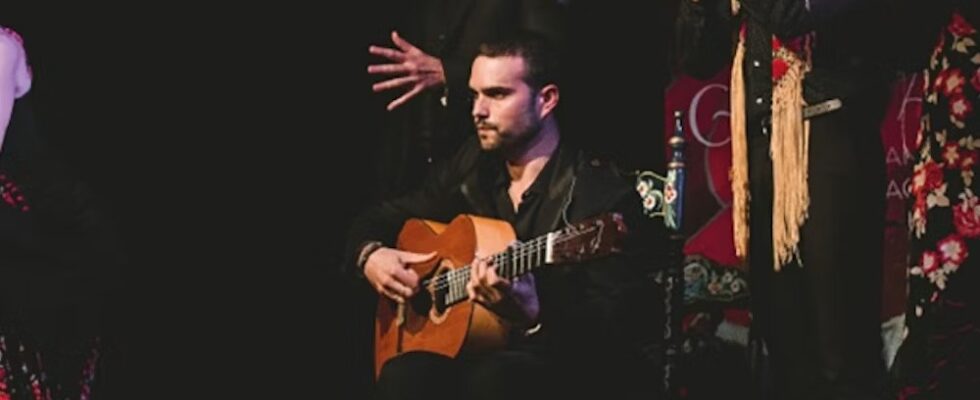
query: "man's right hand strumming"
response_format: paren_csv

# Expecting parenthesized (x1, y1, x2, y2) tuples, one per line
(363, 247, 436, 303)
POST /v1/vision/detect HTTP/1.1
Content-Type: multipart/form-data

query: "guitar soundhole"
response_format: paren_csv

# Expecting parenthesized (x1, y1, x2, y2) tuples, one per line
(408, 288, 433, 317)
(426, 262, 455, 322)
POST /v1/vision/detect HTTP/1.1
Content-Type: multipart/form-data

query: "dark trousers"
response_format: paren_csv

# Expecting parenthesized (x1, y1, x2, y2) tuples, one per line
(375, 350, 554, 400)
(747, 90, 889, 400)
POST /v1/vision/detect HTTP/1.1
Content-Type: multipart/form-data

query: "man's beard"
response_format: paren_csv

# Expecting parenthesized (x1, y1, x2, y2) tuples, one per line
(476, 125, 503, 151)
(475, 115, 540, 153)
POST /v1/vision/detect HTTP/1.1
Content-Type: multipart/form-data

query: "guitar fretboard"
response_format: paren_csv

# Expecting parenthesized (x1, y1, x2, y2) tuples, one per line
(428, 223, 602, 307)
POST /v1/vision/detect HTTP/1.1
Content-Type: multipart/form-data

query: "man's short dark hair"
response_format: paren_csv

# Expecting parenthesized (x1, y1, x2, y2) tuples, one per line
(477, 32, 562, 89)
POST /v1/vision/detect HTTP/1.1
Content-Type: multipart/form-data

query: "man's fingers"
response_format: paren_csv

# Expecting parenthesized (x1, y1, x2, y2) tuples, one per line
(373, 75, 420, 92)
(393, 267, 420, 289)
(471, 255, 488, 281)
(480, 259, 503, 286)
(378, 283, 406, 303)
(368, 45, 406, 62)
(467, 280, 489, 304)
(367, 63, 411, 75)
(391, 31, 420, 53)
(475, 284, 500, 305)
(387, 85, 424, 111)
(384, 290, 405, 304)
(382, 277, 414, 300)
(467, 255, 507, 305)
(466, 280, 478, 302)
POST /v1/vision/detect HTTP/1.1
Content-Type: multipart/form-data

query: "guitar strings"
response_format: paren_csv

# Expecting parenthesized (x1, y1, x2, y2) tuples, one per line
(423, 227, 587, 290)
(422, 225, 600, 296)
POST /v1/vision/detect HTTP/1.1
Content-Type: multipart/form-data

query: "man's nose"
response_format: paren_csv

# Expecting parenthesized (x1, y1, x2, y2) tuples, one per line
(472, 97, 488, 118)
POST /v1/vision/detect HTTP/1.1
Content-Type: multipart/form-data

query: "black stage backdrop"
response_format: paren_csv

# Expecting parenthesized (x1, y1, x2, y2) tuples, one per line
(1, 2, 667, 398)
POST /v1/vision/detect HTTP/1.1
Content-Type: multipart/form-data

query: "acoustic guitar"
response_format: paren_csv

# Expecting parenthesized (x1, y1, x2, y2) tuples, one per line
(375, 212, 628, 378)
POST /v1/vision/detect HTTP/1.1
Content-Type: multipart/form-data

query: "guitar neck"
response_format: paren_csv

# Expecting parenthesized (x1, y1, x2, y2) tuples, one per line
(432, 215, 618, 308)
(441, 232, 557, 306)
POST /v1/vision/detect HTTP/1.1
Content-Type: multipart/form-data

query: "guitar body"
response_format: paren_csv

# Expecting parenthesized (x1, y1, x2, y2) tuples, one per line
(374, 215, 515, 378)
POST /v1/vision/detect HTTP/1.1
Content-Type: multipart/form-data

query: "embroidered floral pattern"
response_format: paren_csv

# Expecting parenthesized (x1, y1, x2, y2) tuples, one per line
(636, 170, 679, 229)
(673, 256, 752, 399)
(901, 11, 980, 399)
(910, 11, 979, 310)
(683, 255, 750, 304)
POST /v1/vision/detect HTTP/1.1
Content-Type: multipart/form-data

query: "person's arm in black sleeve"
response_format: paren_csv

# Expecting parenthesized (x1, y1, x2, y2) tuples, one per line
(343, 136, 482, 277)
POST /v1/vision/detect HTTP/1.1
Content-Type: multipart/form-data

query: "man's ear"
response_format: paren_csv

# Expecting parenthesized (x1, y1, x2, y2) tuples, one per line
(537, 84, 559, 119)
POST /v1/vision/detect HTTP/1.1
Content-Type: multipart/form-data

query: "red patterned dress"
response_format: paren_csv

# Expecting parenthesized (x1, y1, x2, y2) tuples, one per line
(899, 9, 980, 399)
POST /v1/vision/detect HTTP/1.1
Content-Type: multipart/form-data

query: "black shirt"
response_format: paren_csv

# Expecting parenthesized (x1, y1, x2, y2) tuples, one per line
(490, 144, 567, 241)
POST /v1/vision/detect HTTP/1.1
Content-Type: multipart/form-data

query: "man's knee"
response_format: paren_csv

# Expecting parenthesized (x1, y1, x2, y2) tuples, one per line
(377, 352, 456, 400)
(461, 351, 550, 400)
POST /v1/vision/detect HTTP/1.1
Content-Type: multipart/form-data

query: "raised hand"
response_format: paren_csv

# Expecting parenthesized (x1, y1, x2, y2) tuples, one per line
(368, 30, 446, 111)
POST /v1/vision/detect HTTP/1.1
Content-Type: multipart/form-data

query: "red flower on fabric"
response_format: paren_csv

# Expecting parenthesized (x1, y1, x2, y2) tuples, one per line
(935, 68, 966, 97)
(770, 35, 805, 82)
(914, 189, 928, 214)
(960, 149, 977, 171)
(953, 193, 980, 237)
(771, 36, 783, 52)
(949, 93, 973, 121)
(921, 250, 941, 274)
(943, 142, 961, 167)
(949, 12, 977, 37)
(937, 234, 968, 265)
(912, 159, 945, 193)
(772, 59, 789, 82)
(773, 34, 806, 54)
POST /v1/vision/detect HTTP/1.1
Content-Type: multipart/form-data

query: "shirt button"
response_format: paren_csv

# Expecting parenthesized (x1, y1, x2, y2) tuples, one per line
(755, 97, 764, 105)
(752, 60, 761, 68)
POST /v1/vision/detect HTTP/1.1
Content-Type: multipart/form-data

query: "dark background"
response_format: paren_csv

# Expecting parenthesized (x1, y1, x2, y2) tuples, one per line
(1, 2, 668, 398)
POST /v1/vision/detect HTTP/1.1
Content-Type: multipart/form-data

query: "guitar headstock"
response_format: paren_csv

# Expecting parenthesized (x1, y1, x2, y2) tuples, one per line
(550, 212, 628, 264)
